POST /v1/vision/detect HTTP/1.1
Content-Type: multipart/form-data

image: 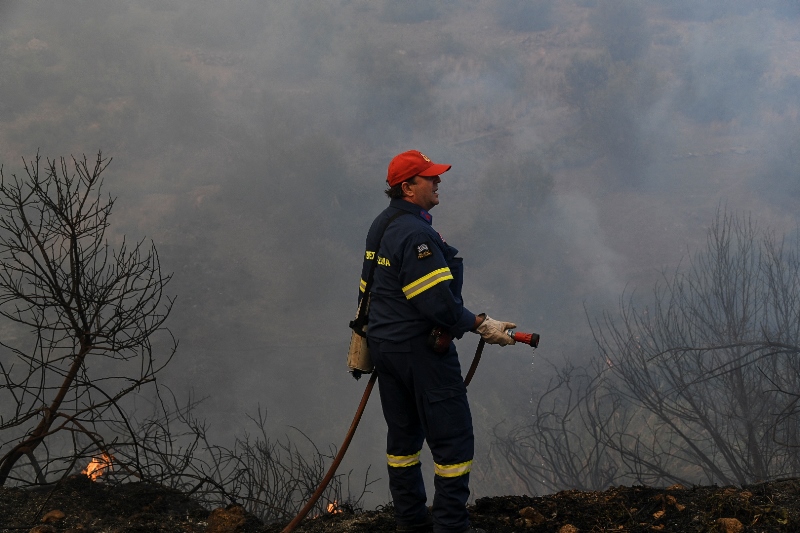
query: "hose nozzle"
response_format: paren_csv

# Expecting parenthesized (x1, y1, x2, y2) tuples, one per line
(507, 330, 540, 348)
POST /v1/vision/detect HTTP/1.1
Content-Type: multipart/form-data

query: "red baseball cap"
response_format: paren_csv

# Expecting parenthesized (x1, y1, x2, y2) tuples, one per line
(386, 150, 451, 187)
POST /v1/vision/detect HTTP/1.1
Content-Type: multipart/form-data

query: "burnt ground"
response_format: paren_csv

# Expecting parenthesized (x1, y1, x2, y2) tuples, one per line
(2, 475, 800, 533)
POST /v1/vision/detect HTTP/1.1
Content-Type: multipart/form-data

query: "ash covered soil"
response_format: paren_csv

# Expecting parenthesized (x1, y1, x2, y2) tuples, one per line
(2, 475, 800, 532)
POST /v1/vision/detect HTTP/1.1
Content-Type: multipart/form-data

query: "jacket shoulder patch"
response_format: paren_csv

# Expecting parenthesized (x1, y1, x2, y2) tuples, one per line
(416, 242, 433, 260)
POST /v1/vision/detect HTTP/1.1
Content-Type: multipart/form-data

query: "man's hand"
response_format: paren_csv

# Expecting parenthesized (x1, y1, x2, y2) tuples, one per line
(475, 315, 516, 346)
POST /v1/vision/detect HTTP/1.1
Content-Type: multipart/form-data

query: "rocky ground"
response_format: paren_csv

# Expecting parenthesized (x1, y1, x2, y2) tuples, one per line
(2, 475, 800, 533)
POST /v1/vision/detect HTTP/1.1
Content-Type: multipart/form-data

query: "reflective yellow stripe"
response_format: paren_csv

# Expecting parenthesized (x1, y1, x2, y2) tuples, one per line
(434, 460, 472, 478)
(402, 268, 453, 299)
(359, 278, 367, 293)
(387, 451, 421, 468)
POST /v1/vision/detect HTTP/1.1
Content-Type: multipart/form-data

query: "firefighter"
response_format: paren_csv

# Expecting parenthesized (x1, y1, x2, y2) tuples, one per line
(358, 150, 516, 533)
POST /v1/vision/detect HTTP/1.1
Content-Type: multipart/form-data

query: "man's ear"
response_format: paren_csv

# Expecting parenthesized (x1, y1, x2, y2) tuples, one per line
(401, 179, 415, 198)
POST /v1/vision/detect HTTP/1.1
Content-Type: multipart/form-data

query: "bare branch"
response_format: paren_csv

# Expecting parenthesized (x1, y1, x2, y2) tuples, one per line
(0, 151, 175, 486)
(497, 210, 800, 493)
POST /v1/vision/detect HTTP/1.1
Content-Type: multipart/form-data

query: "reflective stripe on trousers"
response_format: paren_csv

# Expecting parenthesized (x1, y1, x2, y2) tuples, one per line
(388, 451, 422, 468)
(434, 459, 472, 478)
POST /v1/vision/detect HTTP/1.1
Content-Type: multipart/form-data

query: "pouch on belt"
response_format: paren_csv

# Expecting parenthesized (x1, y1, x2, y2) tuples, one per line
(348, 296, 373, 375)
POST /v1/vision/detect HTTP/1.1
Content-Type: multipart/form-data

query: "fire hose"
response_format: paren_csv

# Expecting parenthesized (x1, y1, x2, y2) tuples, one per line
(280, 330, 539, 533)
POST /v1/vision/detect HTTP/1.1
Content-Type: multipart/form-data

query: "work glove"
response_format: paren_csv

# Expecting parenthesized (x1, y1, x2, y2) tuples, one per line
(475, 314, 516, 346)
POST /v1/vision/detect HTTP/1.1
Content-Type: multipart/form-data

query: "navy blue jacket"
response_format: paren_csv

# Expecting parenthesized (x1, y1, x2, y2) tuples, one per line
(358, 199, 477, 342)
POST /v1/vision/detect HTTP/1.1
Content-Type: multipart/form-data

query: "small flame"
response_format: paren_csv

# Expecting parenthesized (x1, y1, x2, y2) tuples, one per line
(82, 452, 113, 481)
(312, 500, 343, 518)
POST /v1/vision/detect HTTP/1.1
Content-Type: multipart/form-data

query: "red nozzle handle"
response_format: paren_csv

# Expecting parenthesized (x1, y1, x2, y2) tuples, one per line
(508, 330, 540, 348)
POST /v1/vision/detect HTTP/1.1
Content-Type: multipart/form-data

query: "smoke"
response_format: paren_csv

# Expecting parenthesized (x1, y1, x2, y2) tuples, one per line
(495, 0, 554, 32)
(1, 0, 799, 504)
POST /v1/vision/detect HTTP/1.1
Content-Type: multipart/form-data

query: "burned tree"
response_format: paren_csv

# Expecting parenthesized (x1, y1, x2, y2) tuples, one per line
(493, 320, 642, 493)
(0, 152, 369, 520)
(0, 152, 175, 485)
(498, 210, 800, 493)
(591, 211, 800, 485)
(492, 361, 621, 494)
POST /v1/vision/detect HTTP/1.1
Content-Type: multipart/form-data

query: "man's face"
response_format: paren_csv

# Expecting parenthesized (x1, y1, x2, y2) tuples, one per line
(404, 175, 441, 211)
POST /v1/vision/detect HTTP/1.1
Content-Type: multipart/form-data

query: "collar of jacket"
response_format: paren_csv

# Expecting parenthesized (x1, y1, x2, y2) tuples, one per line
(389, 198, 433, 225)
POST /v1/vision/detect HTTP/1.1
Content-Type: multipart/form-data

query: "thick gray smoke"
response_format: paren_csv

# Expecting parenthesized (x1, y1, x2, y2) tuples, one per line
(1, 0, 798, 504)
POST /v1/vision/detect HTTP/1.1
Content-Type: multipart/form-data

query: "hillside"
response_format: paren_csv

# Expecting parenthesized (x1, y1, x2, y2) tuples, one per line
(2, 0, 800, 519)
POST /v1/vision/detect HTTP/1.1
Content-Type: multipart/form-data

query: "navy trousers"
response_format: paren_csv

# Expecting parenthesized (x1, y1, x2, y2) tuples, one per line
(369, 334, 474, 533)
